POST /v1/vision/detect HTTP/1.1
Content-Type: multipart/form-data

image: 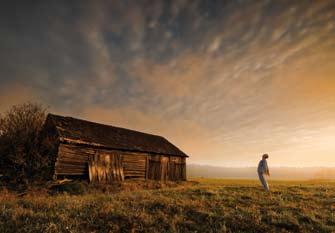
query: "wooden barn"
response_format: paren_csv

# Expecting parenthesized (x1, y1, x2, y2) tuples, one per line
(40, 114, 188, 183)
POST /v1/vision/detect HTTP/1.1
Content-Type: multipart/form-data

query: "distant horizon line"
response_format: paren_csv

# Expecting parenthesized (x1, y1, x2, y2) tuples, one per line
(188, 163, 335, 168)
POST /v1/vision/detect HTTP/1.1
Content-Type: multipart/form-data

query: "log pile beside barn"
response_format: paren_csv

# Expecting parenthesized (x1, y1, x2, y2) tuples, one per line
(40, 114, 188, 183)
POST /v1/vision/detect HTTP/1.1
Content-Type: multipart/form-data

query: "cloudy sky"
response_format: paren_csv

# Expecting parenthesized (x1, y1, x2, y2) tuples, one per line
(1, 0, 335, 167)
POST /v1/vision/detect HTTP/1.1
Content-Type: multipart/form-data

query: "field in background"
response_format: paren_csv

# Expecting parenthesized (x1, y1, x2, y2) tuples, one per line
(187, 164, 335, 180)
(1, 179, 335, 233)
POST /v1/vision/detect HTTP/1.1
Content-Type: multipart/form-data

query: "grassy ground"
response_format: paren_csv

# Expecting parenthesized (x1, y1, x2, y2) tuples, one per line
(0, 179, 335, 233)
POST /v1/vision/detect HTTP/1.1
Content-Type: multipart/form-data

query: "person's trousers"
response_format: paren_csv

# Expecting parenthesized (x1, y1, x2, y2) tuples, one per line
(258, 172, 269, 191)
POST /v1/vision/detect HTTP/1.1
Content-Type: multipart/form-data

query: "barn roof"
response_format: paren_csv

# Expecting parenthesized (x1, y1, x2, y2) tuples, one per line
(46, 114, 188, 157)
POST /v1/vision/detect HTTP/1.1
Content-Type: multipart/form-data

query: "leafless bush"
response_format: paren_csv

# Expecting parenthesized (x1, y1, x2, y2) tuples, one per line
(0, 103, 47, 184)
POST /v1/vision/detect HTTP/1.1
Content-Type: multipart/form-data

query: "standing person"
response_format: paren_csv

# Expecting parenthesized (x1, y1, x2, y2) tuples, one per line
(257, 154, 270, 191)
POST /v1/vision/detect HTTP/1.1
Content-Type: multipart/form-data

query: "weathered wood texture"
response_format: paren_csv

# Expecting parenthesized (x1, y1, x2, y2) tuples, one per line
(54, 143, 186, 182)
(43, 114, 188, 182)
(88, 152, 124, 183)
(122, 153, 147, 179)
(55, 144, 93, 175)
(47, 114, 188, 157)
(147, 155, 186, 181)
(147, 155, 162, 180)
(54, 144, 148, 180)
(168, 156, 186, 181)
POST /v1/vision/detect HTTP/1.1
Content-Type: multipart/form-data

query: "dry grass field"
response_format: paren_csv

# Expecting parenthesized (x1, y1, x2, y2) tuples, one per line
(0, 179, 335, 233)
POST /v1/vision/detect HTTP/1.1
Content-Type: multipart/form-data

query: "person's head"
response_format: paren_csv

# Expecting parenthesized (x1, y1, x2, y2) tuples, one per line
(262, 154, 269, 159)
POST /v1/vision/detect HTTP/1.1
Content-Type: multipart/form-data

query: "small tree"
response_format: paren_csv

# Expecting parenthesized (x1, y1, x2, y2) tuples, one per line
(0, 103, 47, 184)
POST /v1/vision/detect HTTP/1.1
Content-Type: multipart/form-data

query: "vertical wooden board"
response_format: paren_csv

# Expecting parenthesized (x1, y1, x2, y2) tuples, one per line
(109, 154, 113, 180)
(112, 153, 117, 180)
(160, 156, 168, 181)
(116, 154, 121, 181)
(147, 154, 160, 180)
(119, 154, 125, 181)
(104, 155, 108, 183)
(93, 153, 98, 183)
(93, 158, 97, 182)
(118, 154, 124, 181)
(116, 154, 120, 181)
(111, 154, 115, 181)
(102, 154, 106, 182)
(147, 155, 158, 180)
(90, 159, 94, 183)
(88, 154, 97, 183)
(88, 151, 125, 183)
(111, 154, 116, 181)
(98, 153, 102, 182)
(101, 153, 104, 182)
(103, 153, 107, 182)
(178, 164, 181, 180)
(102, 154, 105, 182)
(99, 154, 103, 182)
(96, 153, 100, 182)
(88, 157, 92, 182)
(111, 154, 118, 180)
(145, 155, 149, 180)
(92, 157, 96, 183)
(116, 153, 120, 180)
(105, 154, 110, 182)
(110, 154, 114, 182)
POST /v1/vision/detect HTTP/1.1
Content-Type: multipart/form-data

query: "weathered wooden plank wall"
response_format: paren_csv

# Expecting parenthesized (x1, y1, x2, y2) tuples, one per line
(55, 144, 94, 176)
(122, 153, 147, 179)
(168, 156, 186, 181)
(147, 155, 186, 181)
(55, 144, 149, 180)
(88, 152, 124, 183)
(161, 156, 169, 181)
(55, 143, 187, 182)
(147, 155, 161, 180)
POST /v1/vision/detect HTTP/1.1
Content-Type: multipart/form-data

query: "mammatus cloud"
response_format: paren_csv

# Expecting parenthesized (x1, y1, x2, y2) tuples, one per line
(0, 0, 335, 166)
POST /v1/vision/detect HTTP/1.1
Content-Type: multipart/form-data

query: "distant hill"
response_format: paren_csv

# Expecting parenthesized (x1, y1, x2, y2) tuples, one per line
(187, 164, 335, 180)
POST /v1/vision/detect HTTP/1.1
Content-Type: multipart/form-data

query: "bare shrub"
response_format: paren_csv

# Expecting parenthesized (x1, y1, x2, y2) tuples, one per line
(0, 103, 47, 184)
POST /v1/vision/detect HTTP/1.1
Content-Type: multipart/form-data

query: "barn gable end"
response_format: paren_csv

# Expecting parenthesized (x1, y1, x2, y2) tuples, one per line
(42, 114, 188, 182)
